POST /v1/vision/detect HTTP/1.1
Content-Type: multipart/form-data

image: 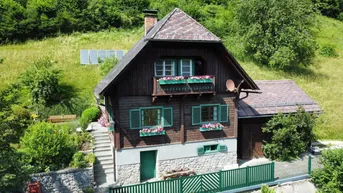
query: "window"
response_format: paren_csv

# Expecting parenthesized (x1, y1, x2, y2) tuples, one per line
(154, 60, 176, 77)
(180, 59, 193, 76)
(201, 106, 218, 122)
(141, 108, 161, 127)
(197, 144, 227, 155)
(204, 144, 219, 153)
(192, 104, 229, 125)
(130, 107, 173, 129)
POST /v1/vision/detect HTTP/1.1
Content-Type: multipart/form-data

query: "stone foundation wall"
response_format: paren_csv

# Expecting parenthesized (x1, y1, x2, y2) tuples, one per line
(31, 167, 94, 193)
(117, 152, 237, 185)
(117, 163, 140, 185)
(158, 151, 237, 175)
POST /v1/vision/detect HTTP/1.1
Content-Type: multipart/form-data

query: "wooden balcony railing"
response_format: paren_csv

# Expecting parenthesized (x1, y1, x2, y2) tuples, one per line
(152, 76, 216, 97)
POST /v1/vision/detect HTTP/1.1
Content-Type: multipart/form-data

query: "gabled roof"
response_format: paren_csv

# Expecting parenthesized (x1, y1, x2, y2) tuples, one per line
(94, 8, 258, 95)
(148, 8, 221, 41)
(238, 80, 322, 118)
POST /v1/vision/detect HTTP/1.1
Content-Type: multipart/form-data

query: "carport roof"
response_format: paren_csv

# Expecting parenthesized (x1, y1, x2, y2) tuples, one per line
(238, 80, 322, 118)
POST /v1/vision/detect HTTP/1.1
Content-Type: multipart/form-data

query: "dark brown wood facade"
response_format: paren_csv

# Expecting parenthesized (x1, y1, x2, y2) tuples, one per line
(105, 41, 243, 150)
(238, 118, 271, 159)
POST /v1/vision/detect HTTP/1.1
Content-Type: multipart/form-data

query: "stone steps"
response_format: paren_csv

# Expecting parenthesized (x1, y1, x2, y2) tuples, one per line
(91, 123, 115, 186)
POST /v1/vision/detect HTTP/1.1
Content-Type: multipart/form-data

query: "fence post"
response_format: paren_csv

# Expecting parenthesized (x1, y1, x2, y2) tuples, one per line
(271, 162, 275, 180)
(308, 155, 312, 174)
(246, 166, 250, 186)
(179, 177, 183, 193)
(219, 170, 222, 191)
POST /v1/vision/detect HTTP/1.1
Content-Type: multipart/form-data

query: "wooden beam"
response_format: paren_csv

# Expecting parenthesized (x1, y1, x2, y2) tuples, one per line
(180, 100, 185, 144)
(152, 96, 157, 103)
(168, 95, 173, 102)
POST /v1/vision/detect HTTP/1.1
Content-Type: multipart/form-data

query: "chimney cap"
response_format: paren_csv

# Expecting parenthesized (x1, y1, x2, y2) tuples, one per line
(143, 9, 158, 16)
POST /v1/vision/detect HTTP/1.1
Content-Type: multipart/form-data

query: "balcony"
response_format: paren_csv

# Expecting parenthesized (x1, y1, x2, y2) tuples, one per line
(152, 76, 216, 98)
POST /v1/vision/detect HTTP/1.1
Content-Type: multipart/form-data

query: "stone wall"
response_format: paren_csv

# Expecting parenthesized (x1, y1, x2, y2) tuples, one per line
(117, 164, 140, 185)
(159, 151, 237, 175)
(116, 151, 237, 185)
(31, 167, 94, 193)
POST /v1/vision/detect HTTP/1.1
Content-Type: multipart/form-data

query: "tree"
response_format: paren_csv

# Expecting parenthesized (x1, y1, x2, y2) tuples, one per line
(21, 57, 61, 104)
(234, 0, 317, 68)
(262, 107, 316, 161)
(313, 0, 343, 20)
(312, 149, 343, 192)
(0, 85, 32, 191)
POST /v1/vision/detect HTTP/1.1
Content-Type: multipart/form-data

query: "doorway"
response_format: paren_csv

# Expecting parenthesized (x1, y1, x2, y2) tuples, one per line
(140, 150, 157, 181)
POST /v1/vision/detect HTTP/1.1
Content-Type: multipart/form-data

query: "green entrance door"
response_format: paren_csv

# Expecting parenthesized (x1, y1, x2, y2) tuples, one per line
(140, 150, 156, 181)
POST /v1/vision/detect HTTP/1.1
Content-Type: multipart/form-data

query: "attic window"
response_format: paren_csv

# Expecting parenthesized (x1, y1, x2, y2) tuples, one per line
(154, 60, 176, 77)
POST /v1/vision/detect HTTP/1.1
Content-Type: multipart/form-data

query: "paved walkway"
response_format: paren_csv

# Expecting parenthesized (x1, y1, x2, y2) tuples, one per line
(252, 179, 317, 193)
(238, 153, 321, 179)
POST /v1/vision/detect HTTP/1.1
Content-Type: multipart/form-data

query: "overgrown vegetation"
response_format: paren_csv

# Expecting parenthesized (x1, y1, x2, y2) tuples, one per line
(261, 184, 276, 193)
(100, 56, 118, 78)
(234, 0, 317, 68)
(19, 122, 78, 172)
(69, 152, 95, 168)
(314, 0, 343, 21)
(311, 149, 343, 192)
(262, 107, 317, 161)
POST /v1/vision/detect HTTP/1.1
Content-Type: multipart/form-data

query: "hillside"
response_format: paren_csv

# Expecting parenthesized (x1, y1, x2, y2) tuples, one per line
(0, 16, 342, 139)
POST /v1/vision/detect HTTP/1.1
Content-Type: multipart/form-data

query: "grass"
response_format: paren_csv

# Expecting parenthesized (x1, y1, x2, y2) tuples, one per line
(0, 28, 142, 100)
(0, 16, 342, 139)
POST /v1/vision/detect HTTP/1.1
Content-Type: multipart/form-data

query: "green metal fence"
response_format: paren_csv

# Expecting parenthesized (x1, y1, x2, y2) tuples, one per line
(109, 162, 275, 193)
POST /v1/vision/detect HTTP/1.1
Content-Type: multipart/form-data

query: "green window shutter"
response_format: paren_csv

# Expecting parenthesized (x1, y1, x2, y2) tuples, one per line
(178, 60, 182, 76)
(163, 107, 173, 127)
(219, 145, 227, 152)
(192, 106, 201, 125)
(191, 60, 195, 76)
(129, 109, 141, 129)
(197, 147, 205, 155)
(174, 61, 178, 76)
(219, 104, 229, 123)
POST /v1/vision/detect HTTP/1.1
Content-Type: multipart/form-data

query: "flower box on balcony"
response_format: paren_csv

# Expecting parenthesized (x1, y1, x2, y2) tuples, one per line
(188, 76, 213, 84)
(199, 123, 223, 132)
(158, 76, 186, 85)
(139, 127, 166, 137)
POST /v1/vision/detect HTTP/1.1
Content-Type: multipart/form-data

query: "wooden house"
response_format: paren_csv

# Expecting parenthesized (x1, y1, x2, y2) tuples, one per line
(94, 8, 321, 185)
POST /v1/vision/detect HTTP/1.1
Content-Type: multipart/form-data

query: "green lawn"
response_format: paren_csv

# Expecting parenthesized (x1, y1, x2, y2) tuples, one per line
(0, 16, 342, 139)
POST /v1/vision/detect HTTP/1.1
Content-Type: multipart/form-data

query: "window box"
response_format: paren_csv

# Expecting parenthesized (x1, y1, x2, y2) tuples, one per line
(158, 79, 187, 85)
(158, 76, 186, 85)
(199, 123, 224, 132)
(188, 76, 213, 84)
(139, 127, 166, 137)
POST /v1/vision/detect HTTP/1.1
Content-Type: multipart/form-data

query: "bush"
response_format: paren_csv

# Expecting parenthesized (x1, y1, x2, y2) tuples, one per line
(319, 44, 338, 57)
(21, 57, 61, 104)
(261, 184, 276, 193)
(311, 149, 343, 192)
(234, 0, 317, 68)
(79, 107, 100, 130)
(0, 57, 4, 64)
(69, 152, 95, 168)
(99, 56, 118, 78)
(19, 122, 78, 172)
(262, 107, 316, 161)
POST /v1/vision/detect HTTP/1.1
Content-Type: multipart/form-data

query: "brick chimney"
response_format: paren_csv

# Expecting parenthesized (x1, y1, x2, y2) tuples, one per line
(143, 10, 158, 36)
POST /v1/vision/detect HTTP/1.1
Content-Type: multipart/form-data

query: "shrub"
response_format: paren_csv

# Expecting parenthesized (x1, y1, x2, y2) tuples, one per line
(261, 184, 276, 193)
(19, 122, 78, 172)
(234, 0, 317, 68)
(319, 44, 338, 57)
(262, 107, 316, 161)
(0, 57, 4, 64)
(79, 107, 100, 130)
(99, 56, 118, 78)
(69, 152, 95, 168)
(21, 57, 62, 104)
(311, 149, 343, 192)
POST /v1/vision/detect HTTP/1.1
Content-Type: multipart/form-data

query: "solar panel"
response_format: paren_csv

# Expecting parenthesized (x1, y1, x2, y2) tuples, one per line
(116, 50, 125, 60)
(80, 49, 126, 65)
(89, 50, 98, 64)
(98, 50, 107, 63)
(80, 50, 89, 64)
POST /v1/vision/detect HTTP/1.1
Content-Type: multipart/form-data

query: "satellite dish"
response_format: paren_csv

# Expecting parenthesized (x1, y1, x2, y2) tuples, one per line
(226, 79, 236, 92)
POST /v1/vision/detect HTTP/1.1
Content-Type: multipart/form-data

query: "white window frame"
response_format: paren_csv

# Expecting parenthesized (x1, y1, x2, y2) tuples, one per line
(154, 60, 176, 77)
(180, 59, 193, 76)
